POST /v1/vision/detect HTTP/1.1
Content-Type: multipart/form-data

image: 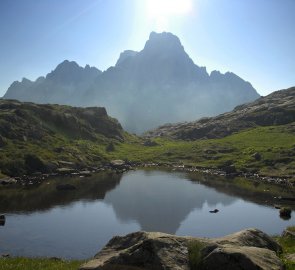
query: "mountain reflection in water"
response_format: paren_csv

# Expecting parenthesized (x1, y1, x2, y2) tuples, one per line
(104, 170, 235, 234)
(0, 169, 294, 259)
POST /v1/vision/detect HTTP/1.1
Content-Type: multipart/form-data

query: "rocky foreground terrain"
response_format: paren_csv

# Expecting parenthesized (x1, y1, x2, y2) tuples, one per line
(80, 228, 285, 270)
(145, 87, 295, 140)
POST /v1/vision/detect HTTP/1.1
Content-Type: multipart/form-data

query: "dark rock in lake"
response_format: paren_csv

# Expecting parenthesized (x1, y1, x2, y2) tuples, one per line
(209, 209, 219, 213)
(0, 214, 5, 226)
(279, 207, 292, 219)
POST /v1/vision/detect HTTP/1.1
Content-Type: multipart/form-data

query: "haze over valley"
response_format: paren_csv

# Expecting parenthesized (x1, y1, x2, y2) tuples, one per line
(3, 32, 259, 133)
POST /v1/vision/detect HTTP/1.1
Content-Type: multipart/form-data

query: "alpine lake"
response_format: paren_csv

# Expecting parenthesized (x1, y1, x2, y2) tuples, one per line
(0, 169, 294, 259)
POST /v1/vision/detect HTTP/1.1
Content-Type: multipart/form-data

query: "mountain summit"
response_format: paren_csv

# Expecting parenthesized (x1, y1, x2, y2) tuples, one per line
(3, 32, 260, 133)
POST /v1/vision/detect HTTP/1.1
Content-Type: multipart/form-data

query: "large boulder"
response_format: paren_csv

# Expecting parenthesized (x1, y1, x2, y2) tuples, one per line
(80, 228, 284, 270)
(200, 245, 282, 270)
(213, 228, 282, 253)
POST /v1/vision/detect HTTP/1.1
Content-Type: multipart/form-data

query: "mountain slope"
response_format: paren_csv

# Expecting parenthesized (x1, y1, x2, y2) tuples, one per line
(145, 87, 295, 140)
(3, 32, 260, 133)
(0, 99, 123, 176)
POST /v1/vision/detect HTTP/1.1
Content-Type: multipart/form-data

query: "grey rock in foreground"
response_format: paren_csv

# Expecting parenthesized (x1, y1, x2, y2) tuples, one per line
(80, 228, 283, 270)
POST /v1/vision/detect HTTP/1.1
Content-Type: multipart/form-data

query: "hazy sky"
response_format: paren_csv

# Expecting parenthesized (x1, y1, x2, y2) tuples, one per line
(0, 0, 294, 96)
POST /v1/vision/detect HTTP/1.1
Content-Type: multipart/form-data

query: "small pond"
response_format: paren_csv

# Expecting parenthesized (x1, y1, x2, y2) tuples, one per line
(0, 169, 294, 259)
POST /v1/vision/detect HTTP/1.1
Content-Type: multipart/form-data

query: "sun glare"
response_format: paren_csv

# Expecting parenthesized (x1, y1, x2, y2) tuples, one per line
(145, 0, 193, 31)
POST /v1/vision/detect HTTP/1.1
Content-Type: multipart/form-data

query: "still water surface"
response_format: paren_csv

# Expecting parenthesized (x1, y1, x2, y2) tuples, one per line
(0, 169, 294, 259)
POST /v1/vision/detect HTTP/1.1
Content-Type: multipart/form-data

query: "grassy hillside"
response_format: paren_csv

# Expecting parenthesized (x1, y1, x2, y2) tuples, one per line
(0, 99, 294, 181)
(0, 99, 123, 177)
(108, 124, 295, 180)
(145, 86, 295, 140)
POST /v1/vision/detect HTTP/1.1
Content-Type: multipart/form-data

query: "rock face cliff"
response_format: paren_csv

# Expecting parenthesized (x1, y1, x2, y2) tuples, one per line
(145, 86, 295, 140)
(3, 32, 259, 133)
(80, 228, 283, 270)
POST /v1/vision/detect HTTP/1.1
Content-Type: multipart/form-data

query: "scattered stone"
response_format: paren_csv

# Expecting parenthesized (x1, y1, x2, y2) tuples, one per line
(49, 257, 62, 261)
(58, 161, 75, 168)
(110, 160, 125, 167)
(105, 142, 115, 152)
(143, 139, 159, 147)
(282, 229, 295, 238)
(252, 152, 262, 161)
(222, 165, 236, 174)
(285, 253, 295, 262)
(0, 178, 17, 185)
(56, 168, 76, 175)
(79, 170, 92, 177)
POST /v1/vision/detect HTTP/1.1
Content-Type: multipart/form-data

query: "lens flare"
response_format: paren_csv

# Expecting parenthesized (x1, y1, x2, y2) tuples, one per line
(145, 0, 193, 31)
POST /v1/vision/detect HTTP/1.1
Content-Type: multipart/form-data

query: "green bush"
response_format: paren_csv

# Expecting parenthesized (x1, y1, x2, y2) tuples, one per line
(188, 241, 206, 270)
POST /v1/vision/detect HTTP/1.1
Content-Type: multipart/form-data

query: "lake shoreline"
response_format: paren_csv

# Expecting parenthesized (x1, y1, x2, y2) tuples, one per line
(1, 160, 294, 190)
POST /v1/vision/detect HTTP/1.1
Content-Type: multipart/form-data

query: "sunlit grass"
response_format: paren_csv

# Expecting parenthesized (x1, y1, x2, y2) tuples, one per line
(107, 125, 295, 179)
(0, 257, 84, 270)
(1, 124, 295, 179)
(275, 226, 295, 270)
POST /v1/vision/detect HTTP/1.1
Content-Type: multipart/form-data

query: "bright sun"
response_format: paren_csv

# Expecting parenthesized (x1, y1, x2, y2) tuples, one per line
(145, 0, 193, 31)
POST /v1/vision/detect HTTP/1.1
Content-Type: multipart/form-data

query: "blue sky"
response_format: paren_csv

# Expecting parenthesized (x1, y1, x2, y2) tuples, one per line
(0, 0, 294, 96)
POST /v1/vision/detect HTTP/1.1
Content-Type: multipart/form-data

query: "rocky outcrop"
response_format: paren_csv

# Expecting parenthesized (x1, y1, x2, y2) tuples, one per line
(0, 99, 124, 142)
(145, 86, 295, 140)
(80, 228, 283, 270)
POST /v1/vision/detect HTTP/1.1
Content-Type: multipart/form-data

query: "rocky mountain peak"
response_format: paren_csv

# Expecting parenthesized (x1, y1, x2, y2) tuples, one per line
(143, 31, 185, 55)
(45, 60, 101, 84)
(115, 50, 138, 67)
(46, 60, 82, 82)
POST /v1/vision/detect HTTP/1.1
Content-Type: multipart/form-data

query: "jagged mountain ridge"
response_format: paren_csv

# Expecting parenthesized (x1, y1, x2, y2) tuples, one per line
(145, 87, 295, 140)
(3, 32, 260, 133)
(4, 60, 102, 105)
